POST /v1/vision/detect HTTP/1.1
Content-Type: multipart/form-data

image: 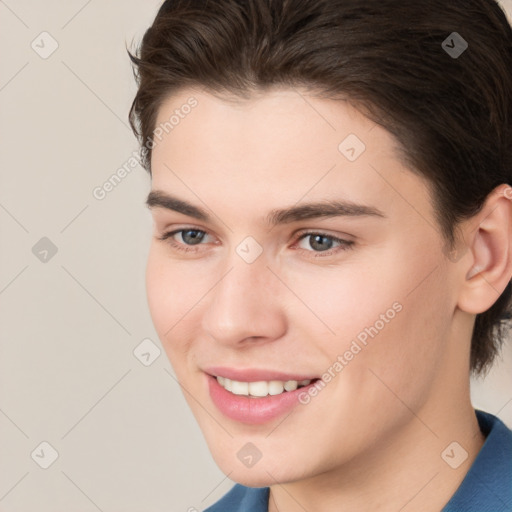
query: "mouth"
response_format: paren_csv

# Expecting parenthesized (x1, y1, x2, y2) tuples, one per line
(205, 370, 322, 424)
(214, 375, 318, 397)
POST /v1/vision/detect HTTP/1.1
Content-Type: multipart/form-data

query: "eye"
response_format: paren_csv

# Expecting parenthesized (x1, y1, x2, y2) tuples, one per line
(157, 228, 212, 252)
(294, 231, 354, 256)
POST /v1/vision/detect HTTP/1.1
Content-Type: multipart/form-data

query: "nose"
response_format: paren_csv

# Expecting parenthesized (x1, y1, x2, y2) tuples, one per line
(200, 253, 288, 347)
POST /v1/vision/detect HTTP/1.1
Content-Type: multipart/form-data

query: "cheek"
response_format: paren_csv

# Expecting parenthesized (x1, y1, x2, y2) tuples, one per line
(297, 243, 450, 388)
(279, 253, 404, 350)
(337, 266, 451, 414)
(145, 247, 169, 332)
(145, 245, 217, 372)
(145, 246, 191, 349)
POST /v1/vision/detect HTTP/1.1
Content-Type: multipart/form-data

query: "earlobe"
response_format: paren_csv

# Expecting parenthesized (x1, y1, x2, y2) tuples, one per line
(457, 184, 512, 315)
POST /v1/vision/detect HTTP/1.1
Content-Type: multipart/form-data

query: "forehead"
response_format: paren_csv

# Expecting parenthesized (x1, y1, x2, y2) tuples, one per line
(153, 86, 389, 159)
(150, 86, 436, 232)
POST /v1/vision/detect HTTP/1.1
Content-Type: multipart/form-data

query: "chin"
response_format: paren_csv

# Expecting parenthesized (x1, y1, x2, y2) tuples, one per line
(209, 446, 310, 487)
(228, 470, 276, 488)
(218, 465, 291, 488)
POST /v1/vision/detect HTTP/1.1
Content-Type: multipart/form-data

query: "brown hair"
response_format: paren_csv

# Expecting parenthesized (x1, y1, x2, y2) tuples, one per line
(128, 0, 512, 375)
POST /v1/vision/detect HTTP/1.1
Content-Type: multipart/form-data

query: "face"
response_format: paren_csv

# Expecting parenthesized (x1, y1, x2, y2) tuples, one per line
(146, 86, 461, 486)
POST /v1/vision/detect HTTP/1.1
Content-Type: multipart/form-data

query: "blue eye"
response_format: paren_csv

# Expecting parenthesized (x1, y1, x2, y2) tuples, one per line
(295, 232, 354, 255)
(173, 229, 206, 245)
(157, 228, 210, 252)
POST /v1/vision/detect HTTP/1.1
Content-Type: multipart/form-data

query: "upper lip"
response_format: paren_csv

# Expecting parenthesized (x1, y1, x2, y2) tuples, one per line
(204, 366, 319, 382)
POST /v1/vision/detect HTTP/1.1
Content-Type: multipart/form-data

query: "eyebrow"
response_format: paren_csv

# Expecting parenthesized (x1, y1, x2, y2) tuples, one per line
(145, 190, 386, 226)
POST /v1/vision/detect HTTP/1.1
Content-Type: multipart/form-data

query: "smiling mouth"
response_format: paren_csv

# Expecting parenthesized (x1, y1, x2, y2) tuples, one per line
(215, 376, 320, 397)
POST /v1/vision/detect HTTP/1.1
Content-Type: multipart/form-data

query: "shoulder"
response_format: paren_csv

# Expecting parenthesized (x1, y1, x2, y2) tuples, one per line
(204, 483, 269, 512)
(442, 410, 512, 511)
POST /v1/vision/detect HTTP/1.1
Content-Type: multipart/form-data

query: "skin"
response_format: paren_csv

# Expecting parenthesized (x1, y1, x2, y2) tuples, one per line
(145, 86, 512, 512)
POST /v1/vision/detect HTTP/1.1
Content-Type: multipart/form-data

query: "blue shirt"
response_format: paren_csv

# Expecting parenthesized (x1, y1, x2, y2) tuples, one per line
(204, 410, 512, 511)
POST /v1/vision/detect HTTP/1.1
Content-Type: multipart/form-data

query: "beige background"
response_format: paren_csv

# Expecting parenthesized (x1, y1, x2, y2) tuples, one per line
(0, 1, 511, 510)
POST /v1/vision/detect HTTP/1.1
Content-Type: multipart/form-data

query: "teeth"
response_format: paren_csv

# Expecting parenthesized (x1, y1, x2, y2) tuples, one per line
(231, 380, 249, 395)
(269, 380, 284, 395)
(216, 377, 312, 397)
(248, 381, 268, 397)
(284, 380, 298, 391)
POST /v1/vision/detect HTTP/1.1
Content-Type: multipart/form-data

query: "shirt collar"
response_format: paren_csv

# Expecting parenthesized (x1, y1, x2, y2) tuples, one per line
(441, 409, 512, 511)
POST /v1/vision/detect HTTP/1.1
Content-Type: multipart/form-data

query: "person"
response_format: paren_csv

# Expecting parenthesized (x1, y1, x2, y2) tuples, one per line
(128, 0, 512, 510)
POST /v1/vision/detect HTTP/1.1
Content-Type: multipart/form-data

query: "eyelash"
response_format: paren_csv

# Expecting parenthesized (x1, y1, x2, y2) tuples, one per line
(156, 228, 354, 258)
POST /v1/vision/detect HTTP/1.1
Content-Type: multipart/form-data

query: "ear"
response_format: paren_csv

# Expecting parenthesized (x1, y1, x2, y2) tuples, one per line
(456, 184, 512, 315)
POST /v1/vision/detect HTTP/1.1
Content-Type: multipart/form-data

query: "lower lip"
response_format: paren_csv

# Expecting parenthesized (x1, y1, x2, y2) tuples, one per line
(207, 374, 318, 425)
